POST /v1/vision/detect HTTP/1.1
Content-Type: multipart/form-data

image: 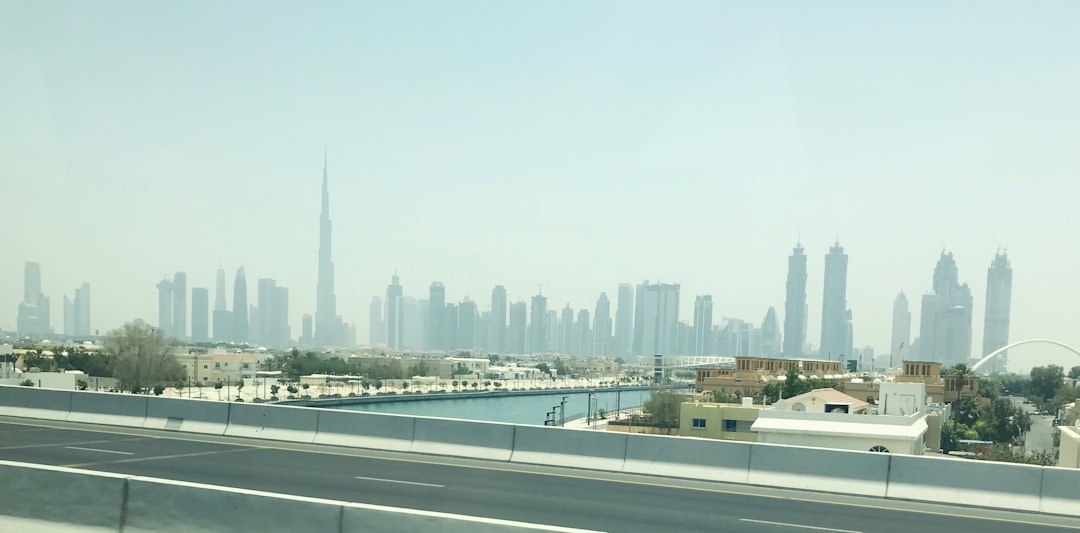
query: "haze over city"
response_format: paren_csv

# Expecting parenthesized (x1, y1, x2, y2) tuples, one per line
(4, 2, 1080, 372)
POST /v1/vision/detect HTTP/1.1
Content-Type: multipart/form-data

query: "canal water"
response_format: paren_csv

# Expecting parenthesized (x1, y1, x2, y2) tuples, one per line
(332, 388, 653, 425)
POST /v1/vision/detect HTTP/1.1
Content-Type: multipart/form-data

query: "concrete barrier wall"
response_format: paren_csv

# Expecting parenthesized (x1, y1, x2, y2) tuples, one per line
(314, 409, 415, 452)
(0, 460, 597, 533)
(410, 417, 515, 461)
(224, 402, 318, 443)
(143, 397, 231, 435)
(0, 385, 73, 421)
(747, 443, 892, 497)
(1038, 466, 1080, 515)
(885, 454, 1044, 511)
(67, 390, 148, 427)
(623, 433, 751, 484)
(0, 460, 127, 531)
(510, 425, 627, 471)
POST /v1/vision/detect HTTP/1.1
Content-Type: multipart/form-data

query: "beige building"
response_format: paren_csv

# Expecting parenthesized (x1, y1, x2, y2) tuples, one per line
(695, 356, 844, 398)
(895, 361, 978, 403)
(678, 399, 761, 442)
(1059, 425, 1080, 468)
(772, 388, 870, 414)
(176, 351, 265, 385)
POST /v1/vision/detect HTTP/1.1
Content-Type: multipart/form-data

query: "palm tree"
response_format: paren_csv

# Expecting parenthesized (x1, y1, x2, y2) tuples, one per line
(949, 363, 973, 401)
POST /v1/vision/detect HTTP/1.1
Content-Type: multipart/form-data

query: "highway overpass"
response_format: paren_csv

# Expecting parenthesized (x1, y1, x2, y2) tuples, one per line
(1, 386, 1079, 532)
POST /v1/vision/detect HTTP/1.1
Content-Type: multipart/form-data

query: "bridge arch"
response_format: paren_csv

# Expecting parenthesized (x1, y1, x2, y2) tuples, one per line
(970, 339, 1080, 372)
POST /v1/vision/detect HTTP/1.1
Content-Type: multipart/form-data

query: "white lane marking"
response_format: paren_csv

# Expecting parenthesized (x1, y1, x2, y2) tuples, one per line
(740, 518, 862, 533)
(65, 446, 135, 456)
(354, 475, 444, 488)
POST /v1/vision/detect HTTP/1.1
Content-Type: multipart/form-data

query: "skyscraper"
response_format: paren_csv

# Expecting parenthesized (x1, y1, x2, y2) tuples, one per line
(17, 262, 51, 336)
(458, 298, 477, 350)
(891, 292, 911, 363)
(156, 278, 173, 336)
(74, 282, 90, 336)
(615, 283, 634, 357)
(632, 281, 647, 355)
(576, 309, 592, 356)
(529, 294, 548, 354)
(783, 242, 808, 358)
(639, 282, 680, 356)
(692, 295, 714, 356)
(820, 241, 850, 360)
(760, 306, 781, 356)
(559, 304, 574, 355)
(232, 266, 248, 343)
(63, 296, 74, 336)
(301, 314, 313, 344)
(918, 252, 973, 366)
(983, 251, 1013, 373)
(172, 272, 187, 340)
(191, 288, 209, 342)
(443, 303, 459, 350)
(593, 292, 612, 356)
(214, 267, 227, 311)
(314, 153, 343, 347)
(508, 301, 527, 354)
(490, 285, 507, 353)
(369, 296, 384, 346)
(385, 273, 403, 349)
(427, 282, 446, 350)
(401, 298, 425, 350)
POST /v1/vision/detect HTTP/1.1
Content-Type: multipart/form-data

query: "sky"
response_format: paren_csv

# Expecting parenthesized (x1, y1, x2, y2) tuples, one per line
(3, 1, 1080, 373)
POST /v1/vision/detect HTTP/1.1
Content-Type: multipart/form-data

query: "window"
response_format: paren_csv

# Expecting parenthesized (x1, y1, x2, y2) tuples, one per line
(869, 446, 890, 453)
(202, 364, 208, 369)
(723, 419, 737, 432)
(692, 418, 706, 429)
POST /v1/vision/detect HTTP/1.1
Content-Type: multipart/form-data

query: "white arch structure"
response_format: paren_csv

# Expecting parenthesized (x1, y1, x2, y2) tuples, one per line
(970, 339, 1080, 372)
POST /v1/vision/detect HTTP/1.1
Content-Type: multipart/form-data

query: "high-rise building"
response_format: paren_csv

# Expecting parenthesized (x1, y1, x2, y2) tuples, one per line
(172, 272, 187, 340)
(443, 303, 459, 350)
(191, 288, 209, 342)
(545, 310, 558, 353)
(213, 309, 232, 342)
(783, 242, 808, 358)
(508, 301, 527, 354)
(256, 278, 278, 346)
(301, 314, 313, 344)
(214, 268, 227, 311)
(692, 295, 714, 356)
(274, 286, 290, 348)
(385, 273, 403, 349)
(593, 292, 612, 356)
(891, 292, 911, 363)
(401, 297, 425, 350)
(17, 262, 50, 336)
(314, 153, 343, 347)
(63, 296, 74, 336)
(983, 251, 1013, 373)
(156, 278, 173, 336)
(614, 283, 634, 357)
(820, 241, 851, 360)
(73, 282, 90, 336)
(576, 309, 592, 356)
(529, 294, 548, 354)
(559, 304, 574, 355)
(232, 266, 248, 343)
(639, 282, 680, 356)
(490, 285, 507, 353)
(369, 296, 384, 346)
(632, 282, 647, 355)
(458, 298, 478, 350)
(918, 252, 974, 366)
(760, 307, 781, 356)
(427, 282, 446, 350)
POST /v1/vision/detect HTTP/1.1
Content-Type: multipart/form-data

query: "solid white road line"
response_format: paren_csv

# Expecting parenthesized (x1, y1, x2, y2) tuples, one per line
(354, 475, 445, 488)
(64, 446, 135, 455)
(740, 518, 862, 533)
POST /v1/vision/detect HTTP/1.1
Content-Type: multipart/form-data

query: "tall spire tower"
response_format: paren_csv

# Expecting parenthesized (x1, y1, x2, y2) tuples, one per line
(315, 152, 341, 346)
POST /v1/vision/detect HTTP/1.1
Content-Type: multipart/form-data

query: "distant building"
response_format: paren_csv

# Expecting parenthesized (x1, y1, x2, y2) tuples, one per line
(529, 294, 548, 354)
(191, 287, 209, 342)
(369, 296, 384, 346)
(638, 282, 680, 356)
(982, 251, 1013, 373)
(507, 301, 527, 354)
(427, 282, 446, 350)
(232, 266, 249, 343)
(819, 241, 851, 360)
(615, 283, 634, 357)
(156, 278, 173, 336)
(692, 295, 713, 356)
(214, 267, 228, 311)
(172, 272, 187, 340)
(490, 285, 507, 354)
(891, 292, 911, 365)
(213, 309, 232, 343)
(575, 309, 592, 357)
(17, 262, 52, 336)
(314, 154, 344, 348)
(73, 282, 90, 336)
(760, 307, 781, 357)
(918, 252, 973, 366)
(559, 304, 574, 355)
(783, 243, 808, 358)
(401, 297, 425, 350)
(458, 298, 478, 350)
(385, 273, 403, 349)
(593, 292, 612, 356)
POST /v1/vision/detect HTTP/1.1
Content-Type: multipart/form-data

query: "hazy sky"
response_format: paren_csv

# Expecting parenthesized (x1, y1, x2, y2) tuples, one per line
(4, 2, 1080, 372)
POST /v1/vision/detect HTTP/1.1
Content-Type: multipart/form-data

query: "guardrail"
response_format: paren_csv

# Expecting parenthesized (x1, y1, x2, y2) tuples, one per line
(0, 459, 597, 533)
(1, 385, 1077, 516)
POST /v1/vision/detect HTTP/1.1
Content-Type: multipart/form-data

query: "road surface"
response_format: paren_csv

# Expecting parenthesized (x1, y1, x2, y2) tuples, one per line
(1, 416, 1077, 533)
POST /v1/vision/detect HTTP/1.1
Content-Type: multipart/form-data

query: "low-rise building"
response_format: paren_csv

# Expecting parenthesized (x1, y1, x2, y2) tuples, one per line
(1059, 425, 1080, 468)
(695, 356, 845, 398)
(678, 398, 761, 442)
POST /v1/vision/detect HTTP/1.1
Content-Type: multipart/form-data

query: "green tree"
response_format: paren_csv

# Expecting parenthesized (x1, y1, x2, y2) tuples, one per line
(1069, 366, 1080, 380)
(153, 385, 165, 396)
(213, 381, 223, 400)
(287, 385, 298, 395)
(106, 320, 185, 392)
(946, 363, 975, 400)
(535, 363, 551, 376)
(19, 379, 34, 387)
(643, 390, 681, 429)
(401, 382, 410, 391)
(270, 384, 280, 397)
(76, 379, 88, 391)
(1030, 365, 1065, 403)
(954, 395, 981, 427)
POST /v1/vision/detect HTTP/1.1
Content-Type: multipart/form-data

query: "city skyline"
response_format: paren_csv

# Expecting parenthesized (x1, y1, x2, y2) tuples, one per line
(5, 3, 1080, 373)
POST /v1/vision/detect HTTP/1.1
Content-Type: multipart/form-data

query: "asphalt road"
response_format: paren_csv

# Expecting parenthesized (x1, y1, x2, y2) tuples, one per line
(1010, 396, 1055, 453)
(2, 416, 1078, 533)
